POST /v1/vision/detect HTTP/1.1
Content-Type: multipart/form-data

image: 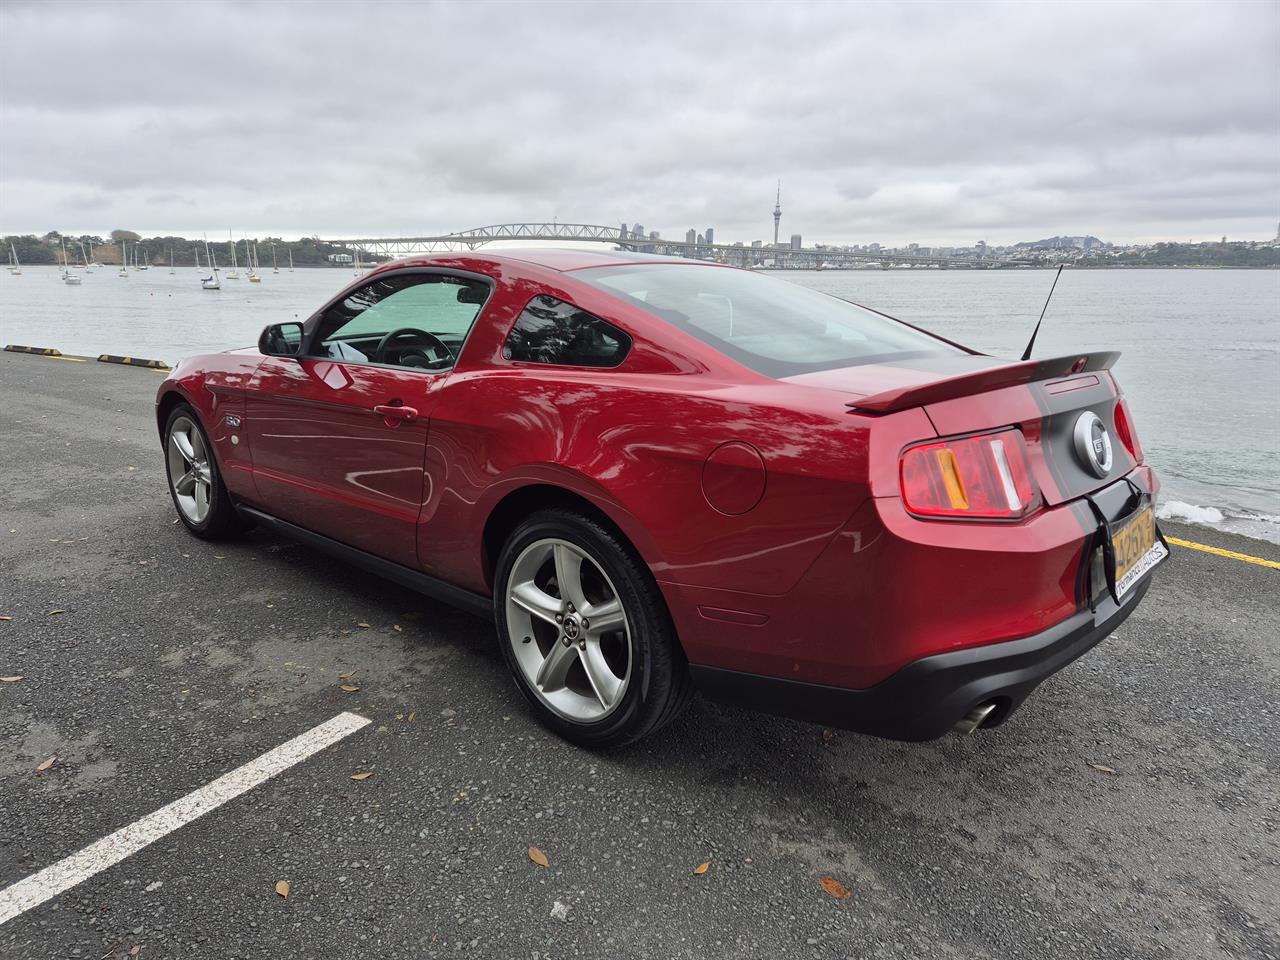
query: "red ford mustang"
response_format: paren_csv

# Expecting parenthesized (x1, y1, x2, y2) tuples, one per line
(156, 249, 1167, 746)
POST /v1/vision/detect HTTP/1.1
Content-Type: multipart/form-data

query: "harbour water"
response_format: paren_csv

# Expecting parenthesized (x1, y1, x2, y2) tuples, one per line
(2, 264, 1277, 541)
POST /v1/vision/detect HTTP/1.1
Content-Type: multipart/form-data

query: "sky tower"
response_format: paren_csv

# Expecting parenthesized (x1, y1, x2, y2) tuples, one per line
(772, 181, 782, 246)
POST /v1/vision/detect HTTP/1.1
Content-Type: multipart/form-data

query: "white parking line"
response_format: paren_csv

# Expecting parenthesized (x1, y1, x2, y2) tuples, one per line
(0, 711, 371, 926)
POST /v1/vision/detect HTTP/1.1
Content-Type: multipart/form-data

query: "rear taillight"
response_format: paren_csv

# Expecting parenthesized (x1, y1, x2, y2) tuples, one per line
(900, 429, 1041, 520)
(1113, 399, 1143, 462)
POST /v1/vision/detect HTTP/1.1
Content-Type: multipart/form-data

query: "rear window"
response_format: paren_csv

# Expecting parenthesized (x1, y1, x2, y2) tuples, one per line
(578, 264, 963, 377)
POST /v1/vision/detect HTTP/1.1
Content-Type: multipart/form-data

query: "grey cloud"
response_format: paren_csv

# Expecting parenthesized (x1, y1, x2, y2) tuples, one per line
(1, 0, 1276, 245)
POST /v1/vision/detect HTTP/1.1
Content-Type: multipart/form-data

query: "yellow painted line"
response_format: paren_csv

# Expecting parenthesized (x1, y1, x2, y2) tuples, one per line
(1166, 536, 1280, 569)
(39, 354, 87, 363)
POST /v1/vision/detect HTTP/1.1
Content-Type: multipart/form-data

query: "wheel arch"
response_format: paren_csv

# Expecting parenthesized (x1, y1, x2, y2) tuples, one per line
(480, 482, 667, 592)
(156, 385, 195, 439)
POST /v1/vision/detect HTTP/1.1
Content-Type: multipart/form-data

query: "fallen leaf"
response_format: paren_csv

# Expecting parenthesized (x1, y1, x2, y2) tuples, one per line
(407, 712, 416, 722)
(339, 684, 359, 693)
(819, 876, 851, 900)
(528, 846, 549, 867)
(1088, 762, 1117, 774)
(35, 755, 56, 772)
(338, 670, 356, 679)
(692, 861, 710, 875)
(46, 609, 65, 616)
(1, 676, 23, 683)
(821, 728, 835, 741)
(350, 771, 373, 781)
(275, 880, 290, 898)
(130, 947, 140, 956)
(357, 622, 371, 629)
(392, 624, 402, 632)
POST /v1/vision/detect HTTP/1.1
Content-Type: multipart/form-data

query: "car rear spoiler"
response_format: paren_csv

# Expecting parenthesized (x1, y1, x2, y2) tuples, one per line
(846, 351, 1121, 414)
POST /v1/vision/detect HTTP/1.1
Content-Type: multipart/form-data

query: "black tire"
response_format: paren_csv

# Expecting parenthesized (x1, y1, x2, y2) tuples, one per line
(163, 403, 248, 540)
(494, 508, 693, 748)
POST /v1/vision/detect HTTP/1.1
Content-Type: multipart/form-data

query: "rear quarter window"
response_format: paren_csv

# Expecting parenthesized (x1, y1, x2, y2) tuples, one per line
(504, 295, 632, 368)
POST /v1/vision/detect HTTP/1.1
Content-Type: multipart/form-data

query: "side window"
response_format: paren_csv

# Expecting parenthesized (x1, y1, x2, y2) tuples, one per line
(503, 295, 632, 368)
(313, 273, 490, 370)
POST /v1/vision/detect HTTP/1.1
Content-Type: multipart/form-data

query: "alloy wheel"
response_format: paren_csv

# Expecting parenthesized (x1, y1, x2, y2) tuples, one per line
(504, 537, 633, 722)
(167, 416, 213, 524)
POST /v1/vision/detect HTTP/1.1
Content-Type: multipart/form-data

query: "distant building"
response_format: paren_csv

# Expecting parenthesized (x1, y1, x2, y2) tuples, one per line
(649, 231, 660, 241)
(705, 227, 714, 246)
(773, 181, 782, 246)
(686, 228, 697, 245)
(632, 223, 645, 240)
(328, 253, 354, 264)
(790, 234, 802, 249)
(751, 240, 763, 248)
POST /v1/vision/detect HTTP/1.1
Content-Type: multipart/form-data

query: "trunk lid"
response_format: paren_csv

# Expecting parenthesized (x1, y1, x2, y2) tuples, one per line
(784, 352, 1138, 507)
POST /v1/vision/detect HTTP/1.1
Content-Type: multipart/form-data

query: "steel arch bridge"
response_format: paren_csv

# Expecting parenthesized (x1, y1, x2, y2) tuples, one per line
(329, 223, 1005, 268)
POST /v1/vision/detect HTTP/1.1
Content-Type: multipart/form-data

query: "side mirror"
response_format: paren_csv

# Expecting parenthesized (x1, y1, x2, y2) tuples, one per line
(259, 322, 304, 358)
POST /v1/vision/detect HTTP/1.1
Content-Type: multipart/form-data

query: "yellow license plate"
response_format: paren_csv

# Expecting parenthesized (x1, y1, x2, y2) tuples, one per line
(1111, 506, 1168, 599)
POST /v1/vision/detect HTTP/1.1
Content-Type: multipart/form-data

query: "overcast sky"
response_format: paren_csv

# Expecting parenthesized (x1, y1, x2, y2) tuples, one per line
(1, 0, 1277, 247)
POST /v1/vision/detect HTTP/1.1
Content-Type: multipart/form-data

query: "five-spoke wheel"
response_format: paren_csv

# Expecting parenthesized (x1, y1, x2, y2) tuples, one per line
(163, 403, 245, 539)
(496, 508, 693, 747)
(506, 538, 633, 722)
(167, 415, 213, 524)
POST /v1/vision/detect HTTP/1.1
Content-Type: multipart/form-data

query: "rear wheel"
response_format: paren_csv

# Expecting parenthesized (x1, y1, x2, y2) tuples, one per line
(164, 404, 244, 540)
(495, 508, 692, 747)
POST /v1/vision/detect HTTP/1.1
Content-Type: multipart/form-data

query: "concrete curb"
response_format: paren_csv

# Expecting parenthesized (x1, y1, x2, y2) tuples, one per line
(98, 354, 171, 370)
(4, 344, 63, 356)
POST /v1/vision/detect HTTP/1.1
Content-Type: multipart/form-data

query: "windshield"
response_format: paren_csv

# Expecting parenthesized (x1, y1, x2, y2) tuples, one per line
(579, 264, 964, 377)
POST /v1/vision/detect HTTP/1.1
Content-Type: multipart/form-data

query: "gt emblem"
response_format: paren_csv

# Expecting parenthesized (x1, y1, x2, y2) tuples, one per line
(1072, 411, 1113, 478)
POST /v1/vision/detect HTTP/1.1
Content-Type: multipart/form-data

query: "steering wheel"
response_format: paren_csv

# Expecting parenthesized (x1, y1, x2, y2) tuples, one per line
(374, 327, 453, 369)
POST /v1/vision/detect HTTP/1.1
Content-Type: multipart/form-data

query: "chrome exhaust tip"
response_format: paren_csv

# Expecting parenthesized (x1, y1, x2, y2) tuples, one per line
(952, 702, 998, 736)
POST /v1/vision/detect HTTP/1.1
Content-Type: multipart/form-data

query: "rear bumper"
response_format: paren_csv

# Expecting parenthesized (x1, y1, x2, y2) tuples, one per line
(690, 575, 1150, 741)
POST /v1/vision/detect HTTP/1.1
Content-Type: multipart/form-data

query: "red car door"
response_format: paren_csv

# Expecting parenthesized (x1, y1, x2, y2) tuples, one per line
(243, 270, 493, 569)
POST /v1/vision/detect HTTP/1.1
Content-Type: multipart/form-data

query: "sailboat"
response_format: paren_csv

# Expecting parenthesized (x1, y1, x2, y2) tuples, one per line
(118, 242, 128, 277)
(353, 248, 361, 277)
(272, 243, 279, 274)
(246, 238, 261, 282)
(80, 240, 95, 271)
(225, 231, 240, 279)
(201, 236, 221, 289)
(7, 242, 21, 276)
(136, 245, 149, 270)
(288, 249, 294, 272)
(169, 247, 175, 275)
(61, 239, 82, 284)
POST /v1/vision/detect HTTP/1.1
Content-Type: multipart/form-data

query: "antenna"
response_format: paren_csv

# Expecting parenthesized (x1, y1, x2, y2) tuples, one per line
(1020, 265, 1064, 362)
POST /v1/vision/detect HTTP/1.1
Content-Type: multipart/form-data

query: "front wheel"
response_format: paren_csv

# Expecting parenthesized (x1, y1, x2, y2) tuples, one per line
(495, 508, 693, 747)
(163, 404, 245, 540)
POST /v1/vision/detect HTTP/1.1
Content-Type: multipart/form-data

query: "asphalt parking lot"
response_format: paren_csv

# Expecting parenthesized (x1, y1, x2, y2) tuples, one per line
(1, 349, 1278, 960)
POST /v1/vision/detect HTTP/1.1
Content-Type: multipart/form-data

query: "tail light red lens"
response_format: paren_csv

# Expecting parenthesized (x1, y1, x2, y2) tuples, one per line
(1113, 399, 1143, 462)
(900, 429, 1041, 520)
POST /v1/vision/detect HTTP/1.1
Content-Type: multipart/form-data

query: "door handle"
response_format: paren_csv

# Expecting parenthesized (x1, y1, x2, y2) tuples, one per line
(373, 403, 419, 423)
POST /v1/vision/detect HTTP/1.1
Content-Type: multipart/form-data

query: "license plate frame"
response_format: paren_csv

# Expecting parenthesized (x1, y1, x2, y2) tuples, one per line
(1101, 498, 1169, 602)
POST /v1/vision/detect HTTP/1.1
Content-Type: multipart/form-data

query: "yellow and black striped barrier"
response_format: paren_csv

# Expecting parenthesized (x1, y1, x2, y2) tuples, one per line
(4, 344, 63, 356)
(98, 354, 171, 371)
